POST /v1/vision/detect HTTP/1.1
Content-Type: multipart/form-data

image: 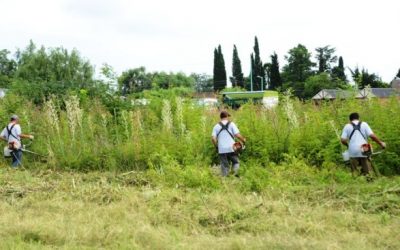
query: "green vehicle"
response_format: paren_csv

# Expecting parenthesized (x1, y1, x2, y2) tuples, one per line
(221, 91, 278, 109)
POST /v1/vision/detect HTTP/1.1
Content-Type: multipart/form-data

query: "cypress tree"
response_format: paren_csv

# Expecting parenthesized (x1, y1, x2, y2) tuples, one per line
(397, 68, 400, 78)
(268, 52, 282, 90)
(331, 56, 347, 82)
(249, 53, 255, 91)
(251, 36, 265, 91)
(213, 45, 227, 91)
(231, 45, 244, 88)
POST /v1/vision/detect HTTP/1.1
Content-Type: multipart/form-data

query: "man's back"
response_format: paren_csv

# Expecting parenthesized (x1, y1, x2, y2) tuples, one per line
(212, 121, 239, 154)
(341, 121, 373, 158)
(1, 123, 22, 145)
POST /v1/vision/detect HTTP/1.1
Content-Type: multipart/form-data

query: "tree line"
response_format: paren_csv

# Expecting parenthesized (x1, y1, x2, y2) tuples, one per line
(0, 40, 398, 105)
(213, 36, 394, 98)
(0, 41, 213, 106)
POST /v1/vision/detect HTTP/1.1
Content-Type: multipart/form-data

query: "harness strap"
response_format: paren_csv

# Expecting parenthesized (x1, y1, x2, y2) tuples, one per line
(349, 121, 367, 141)
(6, 124, 18, 141)
(216, 121, 235, 140)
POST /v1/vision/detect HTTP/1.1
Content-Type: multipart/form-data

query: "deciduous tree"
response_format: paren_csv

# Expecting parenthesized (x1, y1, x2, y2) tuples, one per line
(282, 44, 315, 83)
(315, 45, 337, 73)
(0, 49, 16, 87)
(118, 67, 151, 94)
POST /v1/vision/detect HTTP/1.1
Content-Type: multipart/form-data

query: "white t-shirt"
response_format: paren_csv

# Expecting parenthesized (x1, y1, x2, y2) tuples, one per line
(212, 120, 240, 154)
(341, 120, 373, 158)
(1, 123, 22, 148)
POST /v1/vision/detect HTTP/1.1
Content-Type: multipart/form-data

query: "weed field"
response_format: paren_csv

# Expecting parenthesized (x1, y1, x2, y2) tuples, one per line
(1, 166, 399, 249)
(0, 93, 400, 249)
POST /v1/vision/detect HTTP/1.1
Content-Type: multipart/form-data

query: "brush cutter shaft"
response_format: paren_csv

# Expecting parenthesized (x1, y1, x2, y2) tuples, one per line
(21, 148, 46, 157)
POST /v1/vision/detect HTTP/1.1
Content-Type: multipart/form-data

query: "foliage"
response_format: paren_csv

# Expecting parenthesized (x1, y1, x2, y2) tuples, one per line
(250, 36, 265, 91)
(331, 56, 347, 82)
(265, 52, 282, 90)
(151, 71, 194, 89)
(303, 73, 347, 99)
(396, 68, 400, 78)
(213, 45, 227, 91)
(1, 92, 399, 175)
(231, 45, 244, 88)
(118, 67, 151, 95)
(282, 44, 316, 83)
(350, 67, 389, 89)
(0, 49, 16, 88)
(315, 45, 337, 73)
(15, 41, 94, 88)
(191, 73, 213, 93)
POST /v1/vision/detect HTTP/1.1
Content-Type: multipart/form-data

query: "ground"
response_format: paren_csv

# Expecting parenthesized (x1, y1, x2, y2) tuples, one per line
(0, 166, 399, 249)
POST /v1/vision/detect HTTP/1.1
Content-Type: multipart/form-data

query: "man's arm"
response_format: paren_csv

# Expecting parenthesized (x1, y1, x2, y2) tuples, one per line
(235, 133, 246, 144)
(365, 123, 385, 149)
(211, 136, 217, 147)
(341, 138, 348, 148)
(340, 125, 349, 147)
(20, 134, 34, 139)
(370, 134, 386, 149)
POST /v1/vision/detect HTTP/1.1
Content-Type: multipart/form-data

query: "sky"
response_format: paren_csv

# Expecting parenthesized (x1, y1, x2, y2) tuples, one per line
(1, 0, 399, 83)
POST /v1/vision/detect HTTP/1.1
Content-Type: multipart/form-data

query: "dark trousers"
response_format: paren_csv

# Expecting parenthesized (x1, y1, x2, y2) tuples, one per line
(219, 153, 239, 177)
(350, 157, 372, 175)
(11, 149, 22, 168)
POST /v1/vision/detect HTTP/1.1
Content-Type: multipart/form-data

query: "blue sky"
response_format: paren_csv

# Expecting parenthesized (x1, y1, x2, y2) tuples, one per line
(1, 0, 399, 82)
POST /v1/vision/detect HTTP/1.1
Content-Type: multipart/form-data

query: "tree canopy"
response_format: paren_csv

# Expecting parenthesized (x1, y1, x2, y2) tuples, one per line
(315, 45, 337, 73)
(250, 37, 265, 91)
(0, 49, 16, 87)
(350, 67, 388, 89)
(265, 52, 282, 90)
(331, 56, 347, 82)
(213, 45, 227, 91)
(231, 45, 244, 88)
(282, 44, 315, 83)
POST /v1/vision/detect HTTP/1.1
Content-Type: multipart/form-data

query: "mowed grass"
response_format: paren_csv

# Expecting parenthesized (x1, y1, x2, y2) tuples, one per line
(0, 165, 399, 249)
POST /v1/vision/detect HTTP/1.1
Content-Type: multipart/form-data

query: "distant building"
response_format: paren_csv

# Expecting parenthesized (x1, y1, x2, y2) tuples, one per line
(313, 88, 399, 101)
(391, 77, 400, 90)
(192, 92, 218, 107)
(131, 98, 150, 106)
(357, 88, 399, 99)
(0, 88, 8, 98)
(312, 89, 354, 100)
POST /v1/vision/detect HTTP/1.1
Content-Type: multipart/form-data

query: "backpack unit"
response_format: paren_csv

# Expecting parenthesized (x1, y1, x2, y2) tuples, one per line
(216, 122, 245, 154)
(3, 124, 21, 158)
(349, 121, 367, 141)
(349, 121, 372, 156)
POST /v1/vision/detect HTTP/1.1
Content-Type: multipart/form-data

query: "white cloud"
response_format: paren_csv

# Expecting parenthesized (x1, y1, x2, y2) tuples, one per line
(0, 0, 399, 82)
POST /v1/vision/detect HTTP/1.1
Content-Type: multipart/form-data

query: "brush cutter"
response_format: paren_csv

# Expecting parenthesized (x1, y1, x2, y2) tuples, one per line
(21, 147, 47, 158)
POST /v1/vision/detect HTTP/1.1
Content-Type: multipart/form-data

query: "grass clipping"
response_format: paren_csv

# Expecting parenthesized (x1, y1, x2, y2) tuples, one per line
(0, 167, 399, 249)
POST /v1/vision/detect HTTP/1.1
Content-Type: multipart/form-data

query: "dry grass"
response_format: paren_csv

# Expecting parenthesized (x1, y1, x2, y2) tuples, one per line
(0, 166, 399, 249)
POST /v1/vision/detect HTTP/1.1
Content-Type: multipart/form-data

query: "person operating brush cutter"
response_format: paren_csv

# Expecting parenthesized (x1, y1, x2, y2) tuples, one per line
(1, 115, 34, 168)
(212, 111, 246, 177)
(340, 112, 385, 178)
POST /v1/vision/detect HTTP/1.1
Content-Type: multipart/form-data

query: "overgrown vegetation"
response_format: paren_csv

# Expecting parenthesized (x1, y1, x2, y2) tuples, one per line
(1, 167, 399, 249)
(0, 90, 399, 175)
